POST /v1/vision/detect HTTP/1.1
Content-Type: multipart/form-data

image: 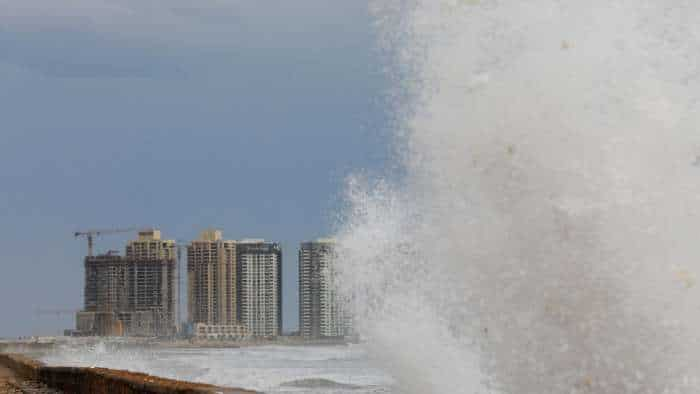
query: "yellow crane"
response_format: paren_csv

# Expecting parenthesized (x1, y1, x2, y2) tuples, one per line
(74, 227, 147, 257)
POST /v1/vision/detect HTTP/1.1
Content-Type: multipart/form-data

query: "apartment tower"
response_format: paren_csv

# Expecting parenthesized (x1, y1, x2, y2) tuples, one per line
(298, 239, 348, 339)
(187, 230, 237, 325)
(236, 240, 282, 337)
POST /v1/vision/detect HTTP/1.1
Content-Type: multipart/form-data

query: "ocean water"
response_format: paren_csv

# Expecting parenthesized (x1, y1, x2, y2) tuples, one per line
(40, 341, 393, 393)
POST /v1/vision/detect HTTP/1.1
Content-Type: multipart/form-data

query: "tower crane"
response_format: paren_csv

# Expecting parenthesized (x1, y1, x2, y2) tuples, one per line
(34, 308, 78, 318)
(74, 227, 148, 257)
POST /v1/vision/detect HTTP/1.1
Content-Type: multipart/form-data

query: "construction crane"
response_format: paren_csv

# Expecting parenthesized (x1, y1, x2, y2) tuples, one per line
(74, 227, 147, 257)
(34, 308, 78, 318)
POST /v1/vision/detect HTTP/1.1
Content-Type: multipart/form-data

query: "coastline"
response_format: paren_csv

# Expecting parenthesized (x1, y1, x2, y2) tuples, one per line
(0, 352, 257, 394)
(1, 336, 355, 352)
(0, 336, 377, 393)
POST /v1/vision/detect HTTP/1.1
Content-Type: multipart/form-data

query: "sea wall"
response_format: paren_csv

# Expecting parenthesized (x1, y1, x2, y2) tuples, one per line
(0, 354, 41, 381)
(0, 353, 256, 393)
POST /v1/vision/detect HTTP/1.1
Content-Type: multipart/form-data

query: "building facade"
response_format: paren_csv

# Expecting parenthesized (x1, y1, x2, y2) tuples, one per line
(193, 323, 250, 341)
(237, 240, 282, 337)
(299, 239, 349, 339)
(124, 229, 178, 336)
(75, 311, 124, 336)
(187, 230, 238, 326)
(83, 252, 128, 313)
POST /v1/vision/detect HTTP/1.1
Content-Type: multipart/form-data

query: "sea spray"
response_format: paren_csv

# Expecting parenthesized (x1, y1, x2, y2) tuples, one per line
(40, 341, 389, 393)
(336, 1, 700, 393)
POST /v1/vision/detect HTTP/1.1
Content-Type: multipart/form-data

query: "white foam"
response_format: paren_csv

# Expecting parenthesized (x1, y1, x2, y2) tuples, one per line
(336, 1, 700, 393)
(40, 341, 392, 393)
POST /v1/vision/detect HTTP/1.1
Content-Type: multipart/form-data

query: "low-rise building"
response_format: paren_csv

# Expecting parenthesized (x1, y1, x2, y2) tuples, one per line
(75, 311, 124, 337)
(193, 323, 250, 340)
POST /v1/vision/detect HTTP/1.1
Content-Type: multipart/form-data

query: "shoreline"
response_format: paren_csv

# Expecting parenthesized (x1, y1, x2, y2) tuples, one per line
(0, 352, 257, 394)
(0, 337, 388, 393)
(1, 336, 356, 352)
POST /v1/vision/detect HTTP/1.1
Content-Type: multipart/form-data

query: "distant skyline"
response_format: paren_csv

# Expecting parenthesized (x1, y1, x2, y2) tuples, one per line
(0, 1, 391, 337)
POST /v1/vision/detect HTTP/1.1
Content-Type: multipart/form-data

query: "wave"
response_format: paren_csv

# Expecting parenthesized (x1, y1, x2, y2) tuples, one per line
(336, 1, 700, 393)
(279, 378, 365, 390)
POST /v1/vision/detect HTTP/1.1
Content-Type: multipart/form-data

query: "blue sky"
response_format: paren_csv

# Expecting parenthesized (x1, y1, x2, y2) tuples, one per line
(0, 1, 391, 336)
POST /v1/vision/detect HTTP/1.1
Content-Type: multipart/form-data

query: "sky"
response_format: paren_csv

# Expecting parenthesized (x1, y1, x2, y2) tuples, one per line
(0, 0, 391, 337)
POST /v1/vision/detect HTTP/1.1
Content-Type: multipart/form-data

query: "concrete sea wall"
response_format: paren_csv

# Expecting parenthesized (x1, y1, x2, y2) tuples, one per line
(0, 353, 256, 393)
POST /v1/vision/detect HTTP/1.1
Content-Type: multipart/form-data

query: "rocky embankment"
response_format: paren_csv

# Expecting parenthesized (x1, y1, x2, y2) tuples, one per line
(0, 353, 256, 394)
(0, 361, 60, 393)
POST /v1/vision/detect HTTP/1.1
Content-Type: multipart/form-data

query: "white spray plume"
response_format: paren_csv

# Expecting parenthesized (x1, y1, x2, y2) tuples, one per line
(336, 1, 700, 393)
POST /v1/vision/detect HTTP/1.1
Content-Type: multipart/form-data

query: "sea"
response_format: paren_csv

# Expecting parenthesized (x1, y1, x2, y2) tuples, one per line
(38, 340, 393, 393)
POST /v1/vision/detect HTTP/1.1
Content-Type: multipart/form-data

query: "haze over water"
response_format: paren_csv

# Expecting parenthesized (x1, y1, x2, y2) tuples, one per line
(337, 1, 700, 393)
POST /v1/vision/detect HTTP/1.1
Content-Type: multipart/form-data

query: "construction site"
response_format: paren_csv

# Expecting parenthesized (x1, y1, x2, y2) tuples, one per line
(68, 227, 285, 340)
(73, 229, 178, 337)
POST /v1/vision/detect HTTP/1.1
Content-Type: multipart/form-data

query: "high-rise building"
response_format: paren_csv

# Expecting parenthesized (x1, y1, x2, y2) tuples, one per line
(237, 240, 282, 337)
(126, 229, 176, 260)
(187, 230, 237, 326)
(298, 239, 349, 339)
(76, 229, 178, 337)
(83, 252, 128, 313)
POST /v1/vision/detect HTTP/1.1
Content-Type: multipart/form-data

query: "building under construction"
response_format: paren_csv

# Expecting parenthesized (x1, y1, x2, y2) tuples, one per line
(76, 229, 178, 337)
